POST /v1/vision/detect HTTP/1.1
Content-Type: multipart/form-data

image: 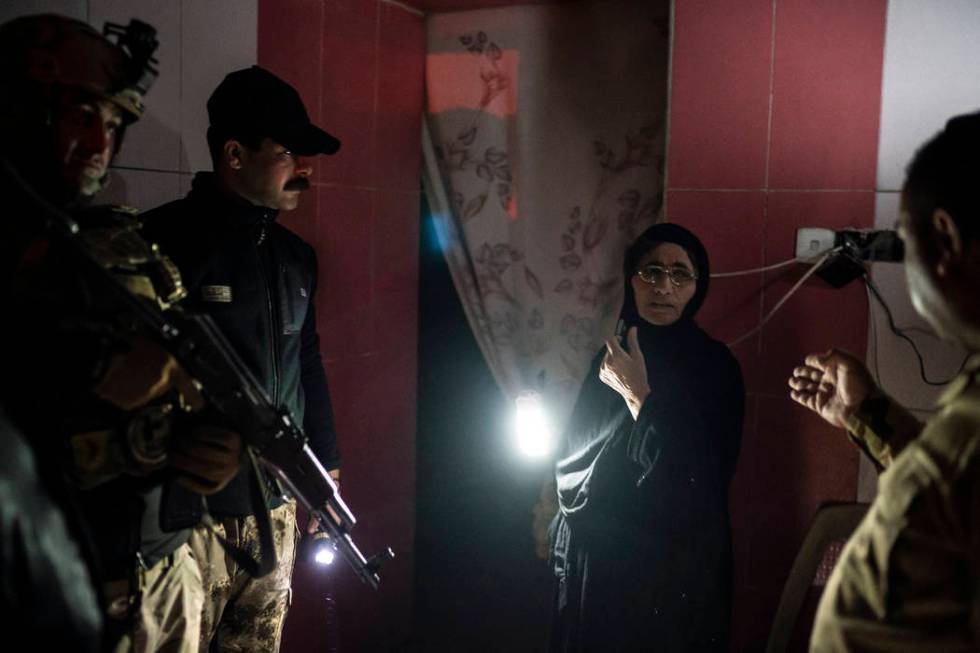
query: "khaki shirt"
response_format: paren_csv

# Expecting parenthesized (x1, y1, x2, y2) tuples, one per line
(811, 355, 980, 652)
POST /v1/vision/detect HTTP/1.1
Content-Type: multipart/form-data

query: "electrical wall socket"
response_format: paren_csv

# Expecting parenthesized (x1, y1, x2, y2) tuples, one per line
(795, 228, 836, 259)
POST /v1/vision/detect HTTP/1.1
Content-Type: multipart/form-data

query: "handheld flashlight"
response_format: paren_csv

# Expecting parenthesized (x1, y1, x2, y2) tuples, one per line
(312, 531, 336, 566)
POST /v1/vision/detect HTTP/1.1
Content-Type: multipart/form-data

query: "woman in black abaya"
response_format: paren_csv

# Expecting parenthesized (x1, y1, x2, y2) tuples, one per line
(550, 223, 744, 652)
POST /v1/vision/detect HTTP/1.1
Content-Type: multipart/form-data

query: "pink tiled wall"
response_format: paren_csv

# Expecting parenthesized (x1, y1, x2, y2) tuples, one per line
(666, 1, 887, 649)
(258, 0, 424, 649)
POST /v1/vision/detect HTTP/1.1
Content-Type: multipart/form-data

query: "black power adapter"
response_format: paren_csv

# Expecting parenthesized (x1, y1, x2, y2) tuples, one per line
(816, 229, 904, 288)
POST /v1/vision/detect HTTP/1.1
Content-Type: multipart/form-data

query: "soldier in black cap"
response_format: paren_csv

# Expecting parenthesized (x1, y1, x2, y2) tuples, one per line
(143, 65, 342, 653)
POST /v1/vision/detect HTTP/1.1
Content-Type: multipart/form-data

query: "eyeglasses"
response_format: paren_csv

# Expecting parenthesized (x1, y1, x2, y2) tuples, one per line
(635, 264, 698, 287)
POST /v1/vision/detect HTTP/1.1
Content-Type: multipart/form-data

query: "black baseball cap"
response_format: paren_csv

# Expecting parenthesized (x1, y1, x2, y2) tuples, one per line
(207, 65, 340, 156)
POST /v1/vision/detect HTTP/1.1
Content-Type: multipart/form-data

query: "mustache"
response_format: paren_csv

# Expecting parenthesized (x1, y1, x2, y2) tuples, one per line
(284, 177, 311, 191)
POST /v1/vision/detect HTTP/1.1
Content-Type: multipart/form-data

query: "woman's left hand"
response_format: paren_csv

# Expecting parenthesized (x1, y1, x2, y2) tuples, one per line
(599, 326, 651, 420)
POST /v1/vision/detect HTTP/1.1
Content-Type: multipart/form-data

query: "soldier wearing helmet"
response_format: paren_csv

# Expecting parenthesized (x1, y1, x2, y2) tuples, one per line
(0, 14, 241, 653)
(0, 13, 156, 203)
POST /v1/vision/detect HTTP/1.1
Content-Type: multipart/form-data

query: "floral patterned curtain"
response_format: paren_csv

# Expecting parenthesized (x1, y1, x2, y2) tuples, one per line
(424, 0, 670, 429)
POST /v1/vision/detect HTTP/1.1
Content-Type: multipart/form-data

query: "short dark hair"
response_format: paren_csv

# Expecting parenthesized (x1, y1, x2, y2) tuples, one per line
(206, 124, 264, 167)
(904, 112, 980, 244)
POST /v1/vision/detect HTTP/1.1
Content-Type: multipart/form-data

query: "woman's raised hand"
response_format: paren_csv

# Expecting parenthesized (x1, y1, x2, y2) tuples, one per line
(600, 326, 651, 420)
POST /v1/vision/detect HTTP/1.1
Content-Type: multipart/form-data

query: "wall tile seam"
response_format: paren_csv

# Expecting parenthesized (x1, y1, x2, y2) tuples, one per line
(759, 198, 769, 356)
(763, 0, 778, 191)
(324, 351, 405, 365)
(867, 0, 890, 194)
(380, 0, 424, 17)
(667, 188, 878, 193)
(372, 1, 382, 192)
(661, 0, 677, 219)
(178, 0, 185, 175)
(324, 352, 383, 362)
(317, 0, 325, 128)
(110, 165, 186, 175)
(316, 182, 420, 195)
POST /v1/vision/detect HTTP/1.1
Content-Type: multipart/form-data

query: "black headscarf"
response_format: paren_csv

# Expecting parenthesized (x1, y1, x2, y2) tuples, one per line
(615, 223, 715, 423)
(620, 222, 710, 328)
(559, 222, 717, 469)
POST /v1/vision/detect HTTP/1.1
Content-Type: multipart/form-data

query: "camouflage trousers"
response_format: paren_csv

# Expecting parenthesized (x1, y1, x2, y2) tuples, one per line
(111, 542, 204, 653)
(188, 501, 298, 653)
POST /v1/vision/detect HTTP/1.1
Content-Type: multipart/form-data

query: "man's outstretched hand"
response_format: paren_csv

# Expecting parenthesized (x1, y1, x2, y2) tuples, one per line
(788, 349, 876, 429)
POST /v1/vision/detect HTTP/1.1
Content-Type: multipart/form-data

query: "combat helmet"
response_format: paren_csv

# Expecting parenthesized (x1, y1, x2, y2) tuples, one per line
(0, 13, 158, 122)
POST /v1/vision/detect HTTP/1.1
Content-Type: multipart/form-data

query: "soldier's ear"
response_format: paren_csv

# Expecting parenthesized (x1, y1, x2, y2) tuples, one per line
(224, 140, 245, 170)
(932, 208, 963, 278)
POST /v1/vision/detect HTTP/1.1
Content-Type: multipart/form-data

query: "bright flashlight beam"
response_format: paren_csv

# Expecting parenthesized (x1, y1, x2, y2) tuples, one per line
(514, 393, 555, 459)
(315, 545, 336, 566)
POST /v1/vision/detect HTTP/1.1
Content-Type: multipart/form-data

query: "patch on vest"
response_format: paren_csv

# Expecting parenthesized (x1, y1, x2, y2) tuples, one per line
(201, 285, 233, 303)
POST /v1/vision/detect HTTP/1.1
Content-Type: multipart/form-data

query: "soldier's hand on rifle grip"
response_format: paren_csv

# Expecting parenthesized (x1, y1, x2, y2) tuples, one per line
(307, 468, 341, 535)
(169, 425, 243, 494)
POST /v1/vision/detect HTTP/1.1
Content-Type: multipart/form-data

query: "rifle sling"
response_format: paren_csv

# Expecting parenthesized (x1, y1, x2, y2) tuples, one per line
(200, 448, 278, 578)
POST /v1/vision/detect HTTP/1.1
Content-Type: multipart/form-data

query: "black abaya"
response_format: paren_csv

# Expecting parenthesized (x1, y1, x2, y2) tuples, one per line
(550, 224, 744, 652)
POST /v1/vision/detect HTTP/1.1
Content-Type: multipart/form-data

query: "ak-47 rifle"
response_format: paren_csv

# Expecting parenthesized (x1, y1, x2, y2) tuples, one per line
(7, 159, 393, 589)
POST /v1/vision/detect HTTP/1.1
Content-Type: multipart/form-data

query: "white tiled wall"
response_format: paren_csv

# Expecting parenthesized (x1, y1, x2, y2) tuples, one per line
(861, 0, 980, 499)
(101, 168, 181, 212)
(179, 0, 259, 175)
(0, 0, 85, 22)
(877, 0, 980, 191)
(90, 0, 184, 173)
(868, 193, 969, 405)
(0, 0, 257, 210)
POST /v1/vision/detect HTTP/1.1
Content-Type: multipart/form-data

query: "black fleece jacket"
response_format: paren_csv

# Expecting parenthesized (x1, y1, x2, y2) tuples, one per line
(142, 172, 339, 517)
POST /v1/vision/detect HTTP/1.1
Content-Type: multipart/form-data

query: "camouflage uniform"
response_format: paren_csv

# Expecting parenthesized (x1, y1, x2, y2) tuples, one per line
(1, 13, 216, 653)
(46, 202, 202, 653)
(188, 501, 298, 652)
(811, 354, 980, 652)
(109, 544, 204, 653)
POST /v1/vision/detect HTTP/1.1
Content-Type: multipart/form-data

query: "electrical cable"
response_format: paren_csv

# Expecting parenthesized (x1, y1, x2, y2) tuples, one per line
(867, 283, 937, 414)
(863, 273, 969, 386)
(710, 250, 833, 278)
(867, 283, 880, 382)
(726, 249, 837, 348)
